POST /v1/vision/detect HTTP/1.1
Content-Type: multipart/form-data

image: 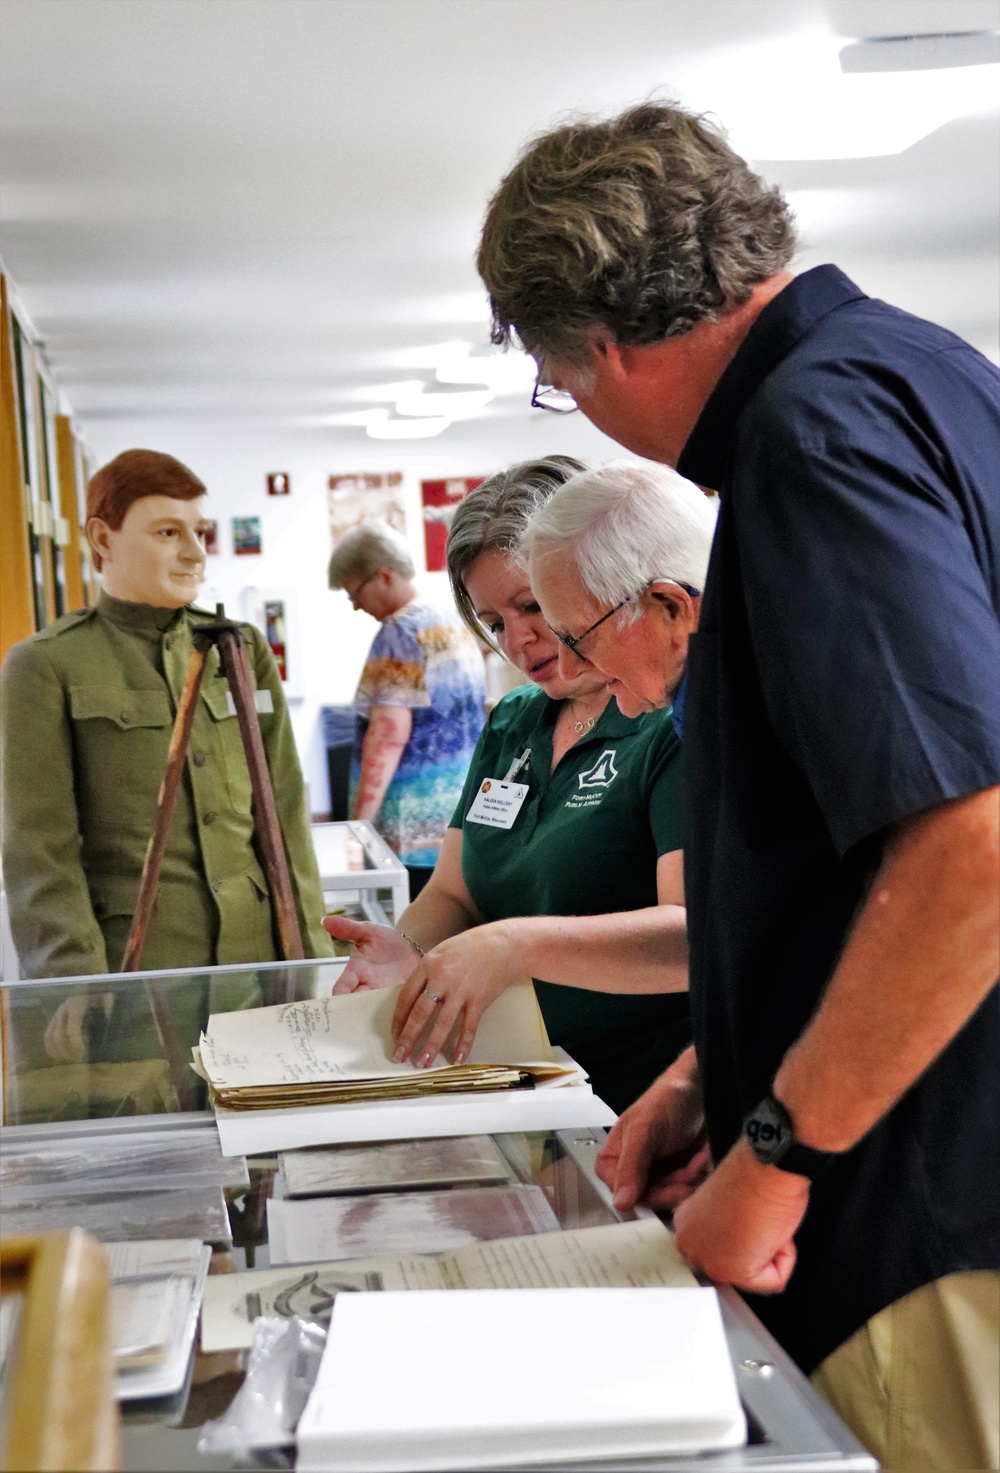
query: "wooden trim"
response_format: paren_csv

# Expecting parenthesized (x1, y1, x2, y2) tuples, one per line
(55, 415, 87, 612)
(80, 444, 99, 604)
(0, 1230, 120, 1471)
(28, 352, 57, 625)
(0, 275, 35, 660)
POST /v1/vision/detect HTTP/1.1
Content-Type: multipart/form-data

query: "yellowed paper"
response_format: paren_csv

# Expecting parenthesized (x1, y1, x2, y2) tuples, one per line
(199, 1217, 695, 1352)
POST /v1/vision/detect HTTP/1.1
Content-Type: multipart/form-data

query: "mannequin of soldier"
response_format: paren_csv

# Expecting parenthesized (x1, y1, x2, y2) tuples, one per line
(0, 449, 331, 1070)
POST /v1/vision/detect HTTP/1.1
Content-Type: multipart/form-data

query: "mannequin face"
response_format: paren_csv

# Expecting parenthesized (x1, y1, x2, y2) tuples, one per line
(462, 547, 606, 702)
(88, 495, 211, 608)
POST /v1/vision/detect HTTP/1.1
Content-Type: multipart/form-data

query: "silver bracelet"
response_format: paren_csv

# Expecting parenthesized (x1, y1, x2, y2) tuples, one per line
(400, 931, 425, 958)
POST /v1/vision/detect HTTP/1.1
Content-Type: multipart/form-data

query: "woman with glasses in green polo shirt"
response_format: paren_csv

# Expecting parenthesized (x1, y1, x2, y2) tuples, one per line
(323, 457, 716, 1114)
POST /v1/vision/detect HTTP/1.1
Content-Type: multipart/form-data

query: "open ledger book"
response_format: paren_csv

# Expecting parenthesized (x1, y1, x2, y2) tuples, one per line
(193, 985, 585, 1109)
(200, 1216, 697, 1352)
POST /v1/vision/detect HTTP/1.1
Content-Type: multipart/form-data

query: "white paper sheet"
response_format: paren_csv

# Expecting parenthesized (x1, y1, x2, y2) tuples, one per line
(114, 1245, 211, 1403)
(297, 1287, 746, 1470)
(104, 1239, 205, 1281)
(214, 1081, 615, 1156)
(199, 1218, 696, 1353)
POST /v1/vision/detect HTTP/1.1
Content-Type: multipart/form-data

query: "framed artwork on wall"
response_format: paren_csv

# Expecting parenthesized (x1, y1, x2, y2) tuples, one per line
(421, 478, 484, 571)
(328, 472, 406, 547)
(239, 586, 304, 699)
(232, 516, 262, 555)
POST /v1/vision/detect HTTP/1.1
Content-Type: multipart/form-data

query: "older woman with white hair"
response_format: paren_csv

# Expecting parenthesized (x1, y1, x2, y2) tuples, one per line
(328, 521, 486, 897)
(329, 458, 715, 1115)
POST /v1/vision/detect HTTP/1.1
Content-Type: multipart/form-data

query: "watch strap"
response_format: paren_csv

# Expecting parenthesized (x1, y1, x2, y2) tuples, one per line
(744, 1094, 834, 1181)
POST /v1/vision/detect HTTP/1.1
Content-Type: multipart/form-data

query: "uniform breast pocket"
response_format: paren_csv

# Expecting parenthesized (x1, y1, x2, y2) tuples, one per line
(69, 685, 173, 830)
(200, 679, 254, 813)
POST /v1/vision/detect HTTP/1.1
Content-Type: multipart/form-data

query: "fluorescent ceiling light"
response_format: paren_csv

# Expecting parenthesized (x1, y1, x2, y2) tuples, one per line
(329, 409, 388, 427)
(366, 413, 450, 440)
(435, 349, 537, 396)
(677, 28, 1000, 160)
(396, 387, 494, 418)
(343, 380, 425, 405)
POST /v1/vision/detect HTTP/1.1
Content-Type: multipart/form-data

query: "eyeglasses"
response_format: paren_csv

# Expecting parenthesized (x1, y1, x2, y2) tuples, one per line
(344, 572, 378, 608)
(530, 373, 579, 415)
(552, 580, 701, 662)
(552, 596, 632, 660)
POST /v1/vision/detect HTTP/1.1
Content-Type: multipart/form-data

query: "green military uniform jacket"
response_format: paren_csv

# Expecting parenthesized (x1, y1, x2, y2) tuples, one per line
(0, 593, 333, 979)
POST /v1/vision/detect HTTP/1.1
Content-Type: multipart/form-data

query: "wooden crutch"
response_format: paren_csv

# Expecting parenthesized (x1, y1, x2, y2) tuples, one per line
(119, 607, 304, 1102)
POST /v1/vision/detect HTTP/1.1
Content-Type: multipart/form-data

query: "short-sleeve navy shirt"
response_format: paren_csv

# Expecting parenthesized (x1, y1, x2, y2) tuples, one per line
(677, 265, 1000, 1373)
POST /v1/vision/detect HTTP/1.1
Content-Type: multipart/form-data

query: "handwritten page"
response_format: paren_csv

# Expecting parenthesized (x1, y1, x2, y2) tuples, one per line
(197, 983, 555, 1092)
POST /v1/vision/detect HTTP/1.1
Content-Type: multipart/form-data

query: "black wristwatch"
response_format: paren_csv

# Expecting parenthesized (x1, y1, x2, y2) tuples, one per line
(743, 1094, 833, 1180)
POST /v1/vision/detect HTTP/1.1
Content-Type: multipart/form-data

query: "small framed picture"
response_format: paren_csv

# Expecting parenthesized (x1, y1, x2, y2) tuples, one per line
(267, 473, 291, 496)
(233, 516, 262, 555)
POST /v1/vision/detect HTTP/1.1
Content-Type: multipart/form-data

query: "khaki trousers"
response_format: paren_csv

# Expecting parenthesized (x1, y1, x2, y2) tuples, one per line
(811, 1272, 1000, 1471)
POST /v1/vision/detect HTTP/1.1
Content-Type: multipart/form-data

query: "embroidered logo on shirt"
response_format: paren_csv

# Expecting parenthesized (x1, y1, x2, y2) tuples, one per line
(576, 749, 619, 790)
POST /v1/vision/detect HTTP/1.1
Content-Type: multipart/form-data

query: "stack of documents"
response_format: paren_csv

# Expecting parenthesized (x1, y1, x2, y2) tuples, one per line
(278, 1135, 511, 1196)
(266, 1183, 559, 1264)
(193, 986, 584, 1109)
(0, 1127, 241, 1244)
(296, 1284, 746, 1469)
(106, 1239, 211, 1402)
(200, 1216, 697, 1351)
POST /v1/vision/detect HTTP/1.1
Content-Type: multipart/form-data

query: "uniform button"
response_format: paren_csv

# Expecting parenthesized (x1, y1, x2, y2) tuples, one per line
(192, 750, 207, 767)
(203, 811, 216, 825)
(164, 636, 172, 651)
(120, 711, 131, 724)
(211, 880, 222, 894)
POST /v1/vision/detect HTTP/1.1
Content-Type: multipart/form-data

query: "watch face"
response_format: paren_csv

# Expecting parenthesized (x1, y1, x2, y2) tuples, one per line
(745, 1097, 791, 1163)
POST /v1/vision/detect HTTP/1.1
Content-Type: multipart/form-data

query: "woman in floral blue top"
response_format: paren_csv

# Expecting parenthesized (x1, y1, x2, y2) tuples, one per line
(329, 522, 485, 895)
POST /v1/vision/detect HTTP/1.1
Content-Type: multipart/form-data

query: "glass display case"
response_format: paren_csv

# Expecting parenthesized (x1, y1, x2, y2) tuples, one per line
(312, 818, 410, 930)
(0, 819, 408, 983)
(1, 957, 347, 1125)
(0, 964, 876, 1471)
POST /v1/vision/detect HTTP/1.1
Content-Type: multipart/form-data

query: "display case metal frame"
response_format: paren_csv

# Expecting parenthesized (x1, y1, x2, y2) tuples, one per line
(312, 817, 410, 927)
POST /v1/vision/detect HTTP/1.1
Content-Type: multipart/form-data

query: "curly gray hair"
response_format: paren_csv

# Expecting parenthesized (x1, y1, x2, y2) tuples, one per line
(478, 101, 796, 367)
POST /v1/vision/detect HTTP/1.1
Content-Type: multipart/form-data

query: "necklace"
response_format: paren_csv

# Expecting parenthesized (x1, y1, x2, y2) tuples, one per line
(573, 714, 597, 734)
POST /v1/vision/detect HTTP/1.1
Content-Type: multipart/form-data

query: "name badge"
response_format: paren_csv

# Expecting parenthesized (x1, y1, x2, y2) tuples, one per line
(226, 689, 274, 716)
(466, 777, 529, 830)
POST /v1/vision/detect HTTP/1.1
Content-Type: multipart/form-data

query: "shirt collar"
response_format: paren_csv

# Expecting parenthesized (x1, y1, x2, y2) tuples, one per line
(98, 590, 187, 637)
(677, 265, 868, 491)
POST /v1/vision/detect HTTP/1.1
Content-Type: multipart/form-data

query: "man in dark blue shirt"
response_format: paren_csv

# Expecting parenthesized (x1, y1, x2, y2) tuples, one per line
(479, 102, 999, 1469)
